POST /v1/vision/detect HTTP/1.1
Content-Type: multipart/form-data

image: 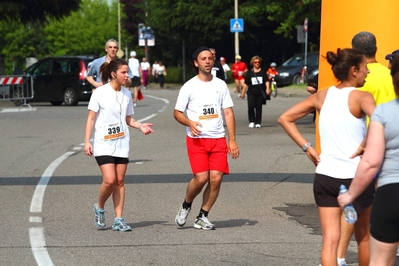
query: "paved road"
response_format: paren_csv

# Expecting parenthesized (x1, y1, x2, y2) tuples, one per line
(0, 84, 388, 266)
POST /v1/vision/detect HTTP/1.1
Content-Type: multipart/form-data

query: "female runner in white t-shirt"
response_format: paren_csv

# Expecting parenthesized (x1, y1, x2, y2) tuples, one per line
(84, 58, 154, 231)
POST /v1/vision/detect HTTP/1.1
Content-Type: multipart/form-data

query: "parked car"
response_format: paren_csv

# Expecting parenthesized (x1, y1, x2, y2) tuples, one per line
(20, 56, 95, 106)
(274, 52, 319, 86)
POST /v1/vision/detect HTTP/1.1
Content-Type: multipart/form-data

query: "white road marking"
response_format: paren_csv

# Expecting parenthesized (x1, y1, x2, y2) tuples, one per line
(1, 107, 37, 112)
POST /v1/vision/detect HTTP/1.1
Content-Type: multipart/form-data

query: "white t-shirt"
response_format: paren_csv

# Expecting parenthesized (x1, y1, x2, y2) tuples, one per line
(128, 58, 140, 77)
(152, 63, 159, 75)
(88, 83, 134, 157)
(222, 63, 230, 73)
(141, 61, 150, 71)
(157, 65, 166, 75)
(175, 76, 233, 138)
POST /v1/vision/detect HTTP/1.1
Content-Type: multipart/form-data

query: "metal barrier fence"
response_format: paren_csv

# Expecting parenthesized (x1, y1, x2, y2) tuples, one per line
(0, 75, 34, 109)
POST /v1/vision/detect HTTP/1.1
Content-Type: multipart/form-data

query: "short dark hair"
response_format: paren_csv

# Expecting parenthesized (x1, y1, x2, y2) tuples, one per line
(351, 31, 377, 58)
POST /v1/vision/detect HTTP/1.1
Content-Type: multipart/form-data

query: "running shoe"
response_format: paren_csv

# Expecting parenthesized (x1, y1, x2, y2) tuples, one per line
(249, 122, 255, 128)
(338, 260, 347, 266)
(194, 214, 215, 230)
(93, 203, 106, 229)
(175, 205, 191, 227)
(111, 217, 132, 231)
(255, 124, 261, 128)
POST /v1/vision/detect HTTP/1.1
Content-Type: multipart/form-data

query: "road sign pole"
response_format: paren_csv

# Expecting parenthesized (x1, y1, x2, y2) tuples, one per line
(304, 18, 308, 67)
(234, 0, 239, 56)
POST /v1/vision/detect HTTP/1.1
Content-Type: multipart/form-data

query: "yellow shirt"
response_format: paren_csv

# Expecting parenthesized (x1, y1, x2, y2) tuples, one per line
(358, 62, 396, 125)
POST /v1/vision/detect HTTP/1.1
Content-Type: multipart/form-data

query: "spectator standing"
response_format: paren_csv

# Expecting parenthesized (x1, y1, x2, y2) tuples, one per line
(338, 55, 399, 266)
(84, 58, 154, 232)
(86, 39, 132, 91)
(209, 48, 225, 81)
(174, 46, 239, 230)
(128, 51, 141, 107)
(157, 61, 166, 89)
(232, 55, 248, 97)
(140, 57, 151, 89)
(278, 48, 375, 266)
(241, 55, 270, 128)
(152, 60, 160, 83)
(220, 57, 230, 81)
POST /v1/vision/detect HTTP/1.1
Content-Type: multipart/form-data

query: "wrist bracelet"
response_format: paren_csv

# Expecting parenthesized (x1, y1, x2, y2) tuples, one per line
(84, 139, 90, 143)
(302, 142, 312, 152)
(138, 123, 143, 131)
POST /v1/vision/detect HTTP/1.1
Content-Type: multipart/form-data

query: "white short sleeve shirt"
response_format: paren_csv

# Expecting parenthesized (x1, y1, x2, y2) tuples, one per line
(175, 76, 233, 138)
(88, 84, 134, 157)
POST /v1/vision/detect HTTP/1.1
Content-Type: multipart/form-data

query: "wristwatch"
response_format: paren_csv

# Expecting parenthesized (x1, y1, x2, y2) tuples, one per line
(302, 142, 312, 152)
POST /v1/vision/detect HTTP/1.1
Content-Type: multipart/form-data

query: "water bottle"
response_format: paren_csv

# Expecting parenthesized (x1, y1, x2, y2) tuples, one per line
(339, 184, 357, 224)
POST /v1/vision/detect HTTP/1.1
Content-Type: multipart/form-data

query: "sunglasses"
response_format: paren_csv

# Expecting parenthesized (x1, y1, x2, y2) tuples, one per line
(253, 61, 260, 64)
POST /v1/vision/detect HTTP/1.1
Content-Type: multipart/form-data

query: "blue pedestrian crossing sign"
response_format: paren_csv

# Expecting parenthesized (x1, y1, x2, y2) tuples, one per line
(230, 18, 244, 33)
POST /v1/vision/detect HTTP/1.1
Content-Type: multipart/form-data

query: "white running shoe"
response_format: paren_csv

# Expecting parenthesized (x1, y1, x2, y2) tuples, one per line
(255, 124, 261, 128)
(249, 122, 255, 128)
(194, 214, 215, 230)
(175, 205, 191, 227)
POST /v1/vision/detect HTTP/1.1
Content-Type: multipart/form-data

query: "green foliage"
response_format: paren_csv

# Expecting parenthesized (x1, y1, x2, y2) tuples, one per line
(44, 0, 118, 56)
(0, 0, 81, 24)
(158, 66, 197, 84)
(264, 0, 321, 38)
(0, 0, 127, 74)
(0, 0, 322, 75)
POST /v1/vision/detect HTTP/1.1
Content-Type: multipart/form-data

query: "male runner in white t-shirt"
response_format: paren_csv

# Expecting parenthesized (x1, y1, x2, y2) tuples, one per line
(173, 46, 240, 230)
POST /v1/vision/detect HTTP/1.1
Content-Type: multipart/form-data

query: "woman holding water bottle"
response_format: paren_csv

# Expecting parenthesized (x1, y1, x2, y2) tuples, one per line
(338, 55, 399, 265)
(278, 48, 376, 266)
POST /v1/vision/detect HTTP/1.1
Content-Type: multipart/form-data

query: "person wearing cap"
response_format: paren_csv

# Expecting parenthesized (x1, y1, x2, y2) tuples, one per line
(385, 49, 399, 69)
(174, 46, 239, 230)
(209, 48, 225, 81)
(232, 55, 248, 97)
(220, 57, 230, 81)
(86, 39, 133, 91)
(128, 51, 142, 107)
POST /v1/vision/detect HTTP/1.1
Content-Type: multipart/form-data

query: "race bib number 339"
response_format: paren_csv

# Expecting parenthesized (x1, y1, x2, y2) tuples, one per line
(103, 122, 125, 140)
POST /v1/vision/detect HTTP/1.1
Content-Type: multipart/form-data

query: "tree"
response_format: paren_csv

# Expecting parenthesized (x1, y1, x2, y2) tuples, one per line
(0, 0, 81, 24)
(121, 0, 321, 67)
(0, 0, 82, 74)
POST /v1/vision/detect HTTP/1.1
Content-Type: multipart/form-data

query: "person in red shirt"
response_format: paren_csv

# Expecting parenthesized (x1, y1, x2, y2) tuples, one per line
(266, 62, 279, 93)
(232, 55, 248, 97)
(266, 62, 278, 79)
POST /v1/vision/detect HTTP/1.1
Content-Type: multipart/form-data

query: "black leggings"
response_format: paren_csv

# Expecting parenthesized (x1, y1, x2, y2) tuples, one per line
(247, 93, 264, 125)
(370, 183, 399, 243)
(158, 74, 165, 88)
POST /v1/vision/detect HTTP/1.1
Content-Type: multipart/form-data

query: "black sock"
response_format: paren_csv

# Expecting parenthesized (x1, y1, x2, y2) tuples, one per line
(197, 209, 208, 218)
(182, 200, 192, 210)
